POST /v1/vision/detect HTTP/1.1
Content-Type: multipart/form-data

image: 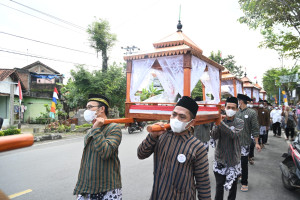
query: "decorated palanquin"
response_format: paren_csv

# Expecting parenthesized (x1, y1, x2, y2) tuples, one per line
(241, 73, 261, 106)
(123, 23, 224, 125)
(259, 89, 267, 100)
(220, 68, 244, 106)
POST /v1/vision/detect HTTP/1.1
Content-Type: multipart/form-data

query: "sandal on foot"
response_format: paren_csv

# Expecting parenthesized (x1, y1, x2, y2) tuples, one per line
(241, 185, 248, 192)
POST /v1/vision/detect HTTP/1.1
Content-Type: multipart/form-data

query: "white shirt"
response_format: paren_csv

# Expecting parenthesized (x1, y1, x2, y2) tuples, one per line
(270, 109, 282, 124)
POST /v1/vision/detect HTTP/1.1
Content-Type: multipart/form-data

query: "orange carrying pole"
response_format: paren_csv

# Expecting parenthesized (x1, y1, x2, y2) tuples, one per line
(0, 134, 34, 152)
(147, 124, 171, 132)
(103, 118, 134, 124)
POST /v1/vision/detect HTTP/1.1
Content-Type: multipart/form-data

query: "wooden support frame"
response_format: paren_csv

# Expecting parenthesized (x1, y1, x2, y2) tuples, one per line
(126, 60, 132, 103)
(125, 102, 222, 125)
(202, 84, 206, 101)
(183, 54, 192, 96)
(233, 79, 237, 97)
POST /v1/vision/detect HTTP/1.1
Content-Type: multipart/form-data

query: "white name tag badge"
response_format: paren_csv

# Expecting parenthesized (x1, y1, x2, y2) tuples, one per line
(177, 154, 186, 163)
(245, 115, 248, 118)
(230, 126, 235, 131)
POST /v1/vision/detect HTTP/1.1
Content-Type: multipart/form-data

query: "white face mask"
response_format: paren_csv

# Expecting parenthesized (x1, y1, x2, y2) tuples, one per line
(259, 104, 264, 108)
(84, 110, 97, 123)
(249, 104, 253, 108)
(170, 118, 192, 133)
(275, 107, 278, 109)
(225, 109, 236, 117)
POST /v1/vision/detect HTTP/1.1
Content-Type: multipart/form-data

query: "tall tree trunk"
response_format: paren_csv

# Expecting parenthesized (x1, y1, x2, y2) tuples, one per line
(102, 50, 108, 72)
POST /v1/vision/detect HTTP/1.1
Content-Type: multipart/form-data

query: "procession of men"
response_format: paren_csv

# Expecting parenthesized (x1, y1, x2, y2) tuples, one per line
(71, 92, 299, 200)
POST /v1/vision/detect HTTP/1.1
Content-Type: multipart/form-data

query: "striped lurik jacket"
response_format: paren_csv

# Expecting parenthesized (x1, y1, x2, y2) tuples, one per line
(138, 130, 211, 200)
(235, 107, 260, 147)
(73, 123, 122, 195)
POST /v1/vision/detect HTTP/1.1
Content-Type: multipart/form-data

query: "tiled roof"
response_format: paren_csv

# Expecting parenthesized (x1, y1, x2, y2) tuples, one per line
(153, 31, 203, 54)
(124, 30, 224, 71)
(260, 89, 266, 94)
(0, 69, 15, 81)
(22, 61, 60, 74)
(221, 68, 243, 83)
(0, 69, 26, 89)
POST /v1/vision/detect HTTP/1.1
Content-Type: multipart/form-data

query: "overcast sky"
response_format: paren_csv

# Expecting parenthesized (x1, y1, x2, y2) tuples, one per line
(0, 0, 294, 87)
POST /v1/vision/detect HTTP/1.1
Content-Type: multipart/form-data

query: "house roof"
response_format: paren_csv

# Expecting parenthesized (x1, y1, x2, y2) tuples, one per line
(124, 29, 224, 71)
(22, 61, 60, 74)
(0, 69, 15, 81)
(0, 69, 26, 89)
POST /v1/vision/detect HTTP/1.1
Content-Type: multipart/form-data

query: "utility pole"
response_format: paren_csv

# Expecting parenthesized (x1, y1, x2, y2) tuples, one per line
(121, 46, 140, 55)
(10, 83, 15, 126)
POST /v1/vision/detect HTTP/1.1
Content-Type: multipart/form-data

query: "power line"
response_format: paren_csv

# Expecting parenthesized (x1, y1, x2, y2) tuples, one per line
(0, 47, 99, 68)
(9, 0, 86, 31)
(0, 31, 95, 55)
(0, 2, 85, 35)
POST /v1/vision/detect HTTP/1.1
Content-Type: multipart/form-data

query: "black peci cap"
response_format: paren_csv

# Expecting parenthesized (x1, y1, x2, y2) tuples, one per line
(226, 97, 238, 106)
(176, 96, 199, 118)
(237, 94, 251, 102)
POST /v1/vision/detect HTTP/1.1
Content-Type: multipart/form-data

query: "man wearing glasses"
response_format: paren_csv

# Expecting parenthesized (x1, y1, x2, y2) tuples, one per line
(74, 94, 122, 200)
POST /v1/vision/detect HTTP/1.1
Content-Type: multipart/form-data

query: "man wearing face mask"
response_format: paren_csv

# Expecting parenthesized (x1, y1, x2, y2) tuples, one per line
(74, 94, 123, 200)
(257, 100, 270, 149)
(270, 105, 282, 138)
(211, 97, 244, 200)
(137, 96, 211, 200)
(235, 94, 261, 192)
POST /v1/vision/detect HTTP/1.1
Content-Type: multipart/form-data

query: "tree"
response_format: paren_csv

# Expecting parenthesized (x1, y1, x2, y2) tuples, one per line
(87, 19, 117, 72)
(209, 50, 244, 78)
(262, 65, 299, 103)
(191, 81, 203, 100)
(60, 63, 127, 116)
(238, 0, 300, 59)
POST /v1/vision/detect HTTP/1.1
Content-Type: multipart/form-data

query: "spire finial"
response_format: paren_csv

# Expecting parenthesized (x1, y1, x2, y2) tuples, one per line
(177, 5, 182, 32)
(244, 67, 247, 77)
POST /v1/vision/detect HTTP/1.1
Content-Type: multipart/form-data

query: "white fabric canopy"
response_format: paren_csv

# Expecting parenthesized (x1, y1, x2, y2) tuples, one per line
(244, 88, 252, 98)
(236, 80, 243, 95)
(190, 56, 207, 93)
(259, 93, 264, 100)
(130, 55, 220, 103)
(206, 64, 220, 103)
(221, 80, 234, 96)
(157, 55, 184, 96)
(130, 58, 156, 101)
(153, 69, 177, 102)
(253, 89, 260, 102)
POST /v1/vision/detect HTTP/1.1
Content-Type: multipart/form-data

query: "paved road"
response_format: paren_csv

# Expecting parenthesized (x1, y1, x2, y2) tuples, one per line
(0, 129, 299, 199)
